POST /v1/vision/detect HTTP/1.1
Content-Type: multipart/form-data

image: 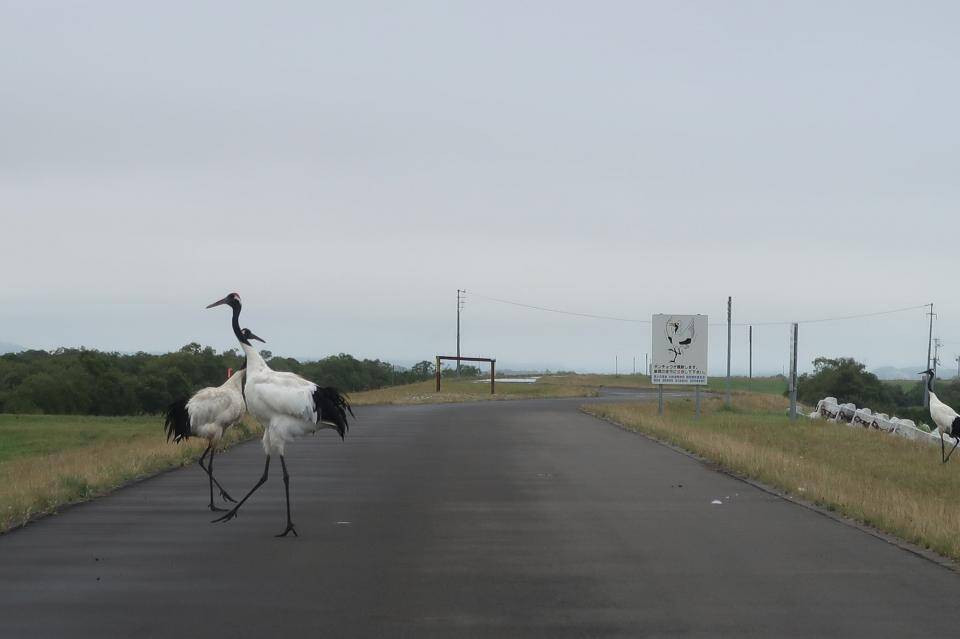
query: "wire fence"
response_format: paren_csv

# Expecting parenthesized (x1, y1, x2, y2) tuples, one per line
(461, 291, 948, 379)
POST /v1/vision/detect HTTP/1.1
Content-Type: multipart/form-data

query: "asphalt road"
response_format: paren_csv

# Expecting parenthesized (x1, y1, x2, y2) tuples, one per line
(0, 397, 956, 638)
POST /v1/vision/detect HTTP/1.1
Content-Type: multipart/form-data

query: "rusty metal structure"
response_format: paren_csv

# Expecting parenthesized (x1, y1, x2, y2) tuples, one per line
(435, 355, 496, 394)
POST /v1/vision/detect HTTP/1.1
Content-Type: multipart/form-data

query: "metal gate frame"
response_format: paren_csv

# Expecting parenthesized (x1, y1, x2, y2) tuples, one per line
(435, 356, 496, 394)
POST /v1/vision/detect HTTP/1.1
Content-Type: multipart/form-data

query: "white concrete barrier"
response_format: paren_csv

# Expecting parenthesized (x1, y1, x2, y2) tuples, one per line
(813, 398, 944, 446)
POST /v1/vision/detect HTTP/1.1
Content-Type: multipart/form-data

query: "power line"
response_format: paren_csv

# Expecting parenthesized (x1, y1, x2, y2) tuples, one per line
(470, 292, 930, 328)
(468, 292, 651, 323)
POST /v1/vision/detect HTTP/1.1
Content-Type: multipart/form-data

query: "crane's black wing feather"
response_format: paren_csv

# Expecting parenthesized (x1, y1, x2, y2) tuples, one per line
(313, 386, 353, 440)
(164, 398, 192, 443)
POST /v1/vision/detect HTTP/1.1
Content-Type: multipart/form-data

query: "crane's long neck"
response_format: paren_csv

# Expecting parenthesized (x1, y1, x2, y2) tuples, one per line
(241, 342, 268, 372)
(224, 368, 245, 390)
(927, 373, 935, 394)
(231, 303, 243, 344)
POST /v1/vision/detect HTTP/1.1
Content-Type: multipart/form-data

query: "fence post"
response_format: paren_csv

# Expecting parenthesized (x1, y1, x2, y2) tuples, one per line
(435, 356, 441, 392)
(491, 360, 496, 395)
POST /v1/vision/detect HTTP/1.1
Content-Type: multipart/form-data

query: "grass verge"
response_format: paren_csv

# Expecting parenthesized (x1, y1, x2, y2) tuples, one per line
(0, 414, 261, 533)
(582, 394, 960, 563)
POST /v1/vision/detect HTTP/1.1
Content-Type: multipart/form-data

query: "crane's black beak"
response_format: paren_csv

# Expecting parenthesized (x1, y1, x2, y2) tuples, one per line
(248, 331, 266, 343)
(206, 295, 232, 309)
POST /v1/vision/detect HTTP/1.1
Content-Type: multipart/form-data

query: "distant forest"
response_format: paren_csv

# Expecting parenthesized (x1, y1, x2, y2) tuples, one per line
(0, 345, 442, 416)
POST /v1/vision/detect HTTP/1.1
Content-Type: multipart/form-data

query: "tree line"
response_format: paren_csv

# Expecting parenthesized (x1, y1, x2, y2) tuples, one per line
(0, 345, 438, 416)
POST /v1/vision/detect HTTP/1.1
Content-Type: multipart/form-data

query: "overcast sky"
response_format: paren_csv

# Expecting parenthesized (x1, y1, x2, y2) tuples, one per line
(2, 1, 958, 374)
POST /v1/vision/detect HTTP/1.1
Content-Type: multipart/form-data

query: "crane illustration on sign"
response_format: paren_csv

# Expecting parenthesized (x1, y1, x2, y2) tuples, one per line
(665, 316, 695, 363)
(651, 314, 708, 385)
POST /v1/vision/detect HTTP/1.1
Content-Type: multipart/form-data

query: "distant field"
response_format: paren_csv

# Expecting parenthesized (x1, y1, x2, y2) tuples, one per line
(0, 414, 261, 532)
(545, 373, 786, 396)
(350, 377, 599, 406)
(348, 373, 787, 406)
(583, 395, 960, 562)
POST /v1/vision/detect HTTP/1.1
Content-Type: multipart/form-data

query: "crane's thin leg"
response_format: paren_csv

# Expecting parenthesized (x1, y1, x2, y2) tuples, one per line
(207, 447, 228, 512)
(211, 456, 270, 524)
(198, 444, 210, 474)
(941, 433, 946, 463)
(276, 455, 298, 538)
(944, 436, 959, 464)
(196, 444, 223, 511)
(198, 443, 235, 507)
(208, 447, 237, 503)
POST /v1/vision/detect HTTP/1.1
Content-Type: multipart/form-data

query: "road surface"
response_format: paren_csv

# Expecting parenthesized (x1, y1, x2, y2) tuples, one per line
(0, 397, 955, 638)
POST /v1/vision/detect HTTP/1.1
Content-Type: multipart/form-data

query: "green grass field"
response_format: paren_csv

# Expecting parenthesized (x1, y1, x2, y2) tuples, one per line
(0, 414, 159, 464)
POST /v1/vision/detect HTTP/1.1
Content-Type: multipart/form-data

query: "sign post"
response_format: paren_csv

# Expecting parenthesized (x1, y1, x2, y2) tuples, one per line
(652, 314, 709, 417)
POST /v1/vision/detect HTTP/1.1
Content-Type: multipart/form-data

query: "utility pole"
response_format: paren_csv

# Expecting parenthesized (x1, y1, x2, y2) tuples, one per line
(645, 353, 648, 376)
(749, 325, 753, 381)
(789, 323, 798, 420)
(632, 356, 636, 375)
(955, 354, 960, 379)
(615, 355, 619, 376)
(726, 296, 732, 407)
(457, 289, 466, 376)
(925, 302, 934, 407)
(934, 338, 942, 378)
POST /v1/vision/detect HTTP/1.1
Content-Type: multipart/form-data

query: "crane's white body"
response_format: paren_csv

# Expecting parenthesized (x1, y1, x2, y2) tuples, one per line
(928, 390, 959, 436)
(186, 370, 246, 442)
(241, 344, 342, 455)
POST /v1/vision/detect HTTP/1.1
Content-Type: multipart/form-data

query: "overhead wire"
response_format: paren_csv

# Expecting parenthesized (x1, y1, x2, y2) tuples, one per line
(468, 292, 930, 328)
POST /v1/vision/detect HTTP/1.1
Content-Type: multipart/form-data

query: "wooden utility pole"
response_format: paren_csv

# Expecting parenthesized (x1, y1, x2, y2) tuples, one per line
(748, 325, 753, 380)
(456, 289, 465, 376)
(789, 323, 798, 420)
(925, 303, 934, 407)
(726, 296, 732, 407)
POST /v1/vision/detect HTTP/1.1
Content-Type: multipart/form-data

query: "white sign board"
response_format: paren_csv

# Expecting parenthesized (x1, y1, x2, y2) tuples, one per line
(651, 314, 708, 385)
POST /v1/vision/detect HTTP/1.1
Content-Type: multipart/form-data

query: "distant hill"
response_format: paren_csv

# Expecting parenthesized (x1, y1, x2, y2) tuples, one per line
(0, 341, 24, 355)
(872, 366, 925, 381)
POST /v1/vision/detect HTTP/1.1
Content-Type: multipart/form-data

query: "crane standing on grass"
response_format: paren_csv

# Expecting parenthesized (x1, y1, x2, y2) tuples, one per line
(164, 367, 246, 511)
(205, 293, 353, 537)
(920, 368, 960, 463)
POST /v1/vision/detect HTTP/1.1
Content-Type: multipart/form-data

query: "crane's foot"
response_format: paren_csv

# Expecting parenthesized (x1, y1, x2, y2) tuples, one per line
(208, 504, 229, 512)
(219, 489, 237, 503)
(211, 508, 239, 524)
(275, 522, 299, 538)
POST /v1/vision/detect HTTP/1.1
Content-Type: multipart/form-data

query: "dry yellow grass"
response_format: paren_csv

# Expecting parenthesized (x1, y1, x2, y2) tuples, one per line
(349, 378, 599, 406)
(0, 417, 261, 532)
(582, 395, 960, 561)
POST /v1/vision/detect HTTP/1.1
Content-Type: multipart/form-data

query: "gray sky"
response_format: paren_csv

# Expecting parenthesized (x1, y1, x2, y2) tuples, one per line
(2, 1, 958, 374)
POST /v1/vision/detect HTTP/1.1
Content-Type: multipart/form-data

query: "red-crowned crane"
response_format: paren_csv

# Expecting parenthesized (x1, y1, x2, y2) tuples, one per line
(164, 366, 246, 511)
(205, 293, 353, 537)
(920, 368, 960, 463)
